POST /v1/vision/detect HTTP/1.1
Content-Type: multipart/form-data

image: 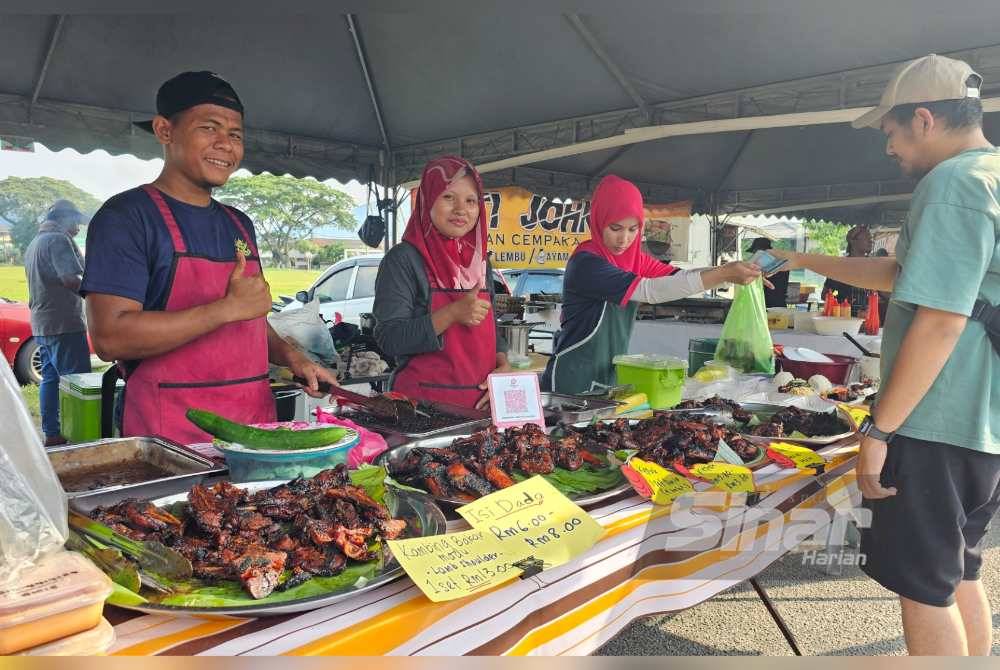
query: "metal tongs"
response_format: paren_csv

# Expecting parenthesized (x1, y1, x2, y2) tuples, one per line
(293, 377, 430, 422)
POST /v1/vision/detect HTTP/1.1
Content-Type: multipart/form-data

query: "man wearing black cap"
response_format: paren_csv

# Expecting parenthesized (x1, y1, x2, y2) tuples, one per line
(24, 199, 91, 446)
(81, 71, 336, 445)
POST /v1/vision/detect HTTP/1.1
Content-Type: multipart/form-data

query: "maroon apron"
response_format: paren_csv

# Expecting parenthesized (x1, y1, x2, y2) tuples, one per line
(121, 185, 275, 444)
(391, 273, 497, 408)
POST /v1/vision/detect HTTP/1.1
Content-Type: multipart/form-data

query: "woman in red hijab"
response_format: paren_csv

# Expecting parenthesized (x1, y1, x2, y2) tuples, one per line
(543, 175, 762, 394)
(373, 156, 508, 409)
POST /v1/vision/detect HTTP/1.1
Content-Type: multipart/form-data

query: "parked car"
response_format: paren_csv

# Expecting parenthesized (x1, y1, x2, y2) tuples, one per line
(0, 297, 40, 384)
(499, 268, 565, 298)
(277, 255, 511, 325)
(1, 297, 102, 385)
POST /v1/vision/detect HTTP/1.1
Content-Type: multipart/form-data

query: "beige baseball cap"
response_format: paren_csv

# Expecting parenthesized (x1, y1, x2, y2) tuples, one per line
(852, 54, 983, 129)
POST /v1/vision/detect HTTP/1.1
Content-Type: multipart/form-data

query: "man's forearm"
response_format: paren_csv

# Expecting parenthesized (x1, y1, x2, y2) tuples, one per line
(267, 323, 300, 367)
(872, 307, 967, 432)
(794, 255, 897, 292)
(87, 299, 231, 360)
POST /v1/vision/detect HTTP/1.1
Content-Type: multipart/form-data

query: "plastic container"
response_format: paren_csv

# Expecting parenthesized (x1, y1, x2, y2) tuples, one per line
(859, 355, 881, 385)
(0, 550, 113, 655)
(215, 426, 360, 482)
(18, 617, 115, 656)
(58, 373, 122, 443)
(776, 353, 859, 385)
(793, 311, 817, 332)
(613, 354, 687, 409)
(811, 316, 863, 336)
(692, 360, 735, 383)
(687, 337, 720, 376)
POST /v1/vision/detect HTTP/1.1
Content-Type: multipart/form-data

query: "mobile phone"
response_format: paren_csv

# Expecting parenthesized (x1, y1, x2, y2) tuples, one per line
(750, 250, 789, 275)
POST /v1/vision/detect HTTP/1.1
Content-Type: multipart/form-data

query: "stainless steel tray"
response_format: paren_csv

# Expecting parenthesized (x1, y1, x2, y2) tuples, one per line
(377, 434, 632, 508)
(107, 482, 446, 617)
(49, 437, 225, 509)
(332, 398, 491, 439)
(658, 402, 855, 447)
(541, 392, 619, 425)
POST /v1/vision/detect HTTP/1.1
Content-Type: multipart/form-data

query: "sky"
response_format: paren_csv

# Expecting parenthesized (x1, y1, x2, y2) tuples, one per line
(0, 143, 377, 239)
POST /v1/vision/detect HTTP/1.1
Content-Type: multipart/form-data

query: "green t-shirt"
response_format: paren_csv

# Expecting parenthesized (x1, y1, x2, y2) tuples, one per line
(880, 146, 1000, 453)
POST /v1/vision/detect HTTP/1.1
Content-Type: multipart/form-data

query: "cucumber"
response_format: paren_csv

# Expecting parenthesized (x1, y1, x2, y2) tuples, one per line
(186, 408, 348, 451)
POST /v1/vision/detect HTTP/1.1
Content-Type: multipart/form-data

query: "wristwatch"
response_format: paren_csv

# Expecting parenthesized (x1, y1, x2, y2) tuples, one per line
(858, 415, 895, 442)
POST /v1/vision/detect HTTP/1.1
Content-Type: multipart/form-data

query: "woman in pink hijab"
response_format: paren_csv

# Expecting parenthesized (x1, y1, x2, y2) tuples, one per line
(373, 156, 508, 409)
(543, 175, 762, 394)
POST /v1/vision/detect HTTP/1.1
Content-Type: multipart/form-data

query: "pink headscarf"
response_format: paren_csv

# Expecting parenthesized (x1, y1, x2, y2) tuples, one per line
(402, 156, 488, 290)
(573, 174, 675, 278)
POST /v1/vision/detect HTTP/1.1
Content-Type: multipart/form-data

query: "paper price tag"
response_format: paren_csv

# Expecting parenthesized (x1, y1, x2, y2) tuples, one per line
(838, 403, 870, 429)
(388, 529, 523, 602)
(689, 462, 755, 493)
(624, 457, 694, 505)
(458, 477, 603, 572)
(767, 441, 826, 471)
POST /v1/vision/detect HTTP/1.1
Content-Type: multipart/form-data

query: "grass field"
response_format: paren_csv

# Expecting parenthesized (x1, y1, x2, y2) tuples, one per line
(0, 265, 321, 302)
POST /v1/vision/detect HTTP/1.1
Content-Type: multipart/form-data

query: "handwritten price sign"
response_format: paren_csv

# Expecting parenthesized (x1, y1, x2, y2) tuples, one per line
(688, 462, 755, 493)
(623, 457, 695, 505)
(458, 476, 603, 566)
(766, 441, 826, 471)
(390, 477, 603, 602)
(388, 529, 522, 602)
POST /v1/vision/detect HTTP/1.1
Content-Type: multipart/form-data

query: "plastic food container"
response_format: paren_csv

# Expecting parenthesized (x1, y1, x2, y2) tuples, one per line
(811, 316, 863, 336)
(776, 353, 859, 385)
(0, 550, 113, 655)
(613, 354, 687, 409)
(215, 427, 360, 482)
(18, 617, 115, 656)
(793, 311, 817, 332)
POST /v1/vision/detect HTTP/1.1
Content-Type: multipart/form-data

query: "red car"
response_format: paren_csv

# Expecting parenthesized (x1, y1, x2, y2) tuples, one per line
(0, 297, 42, 384)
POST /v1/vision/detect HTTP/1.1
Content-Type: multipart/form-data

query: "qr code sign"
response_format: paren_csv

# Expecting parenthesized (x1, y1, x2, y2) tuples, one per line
(504, 388, 529, 413)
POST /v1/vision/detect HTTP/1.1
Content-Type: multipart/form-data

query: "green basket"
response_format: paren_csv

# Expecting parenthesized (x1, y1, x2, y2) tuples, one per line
(688, 337, 720, 376)
(612, 354, 687, 409)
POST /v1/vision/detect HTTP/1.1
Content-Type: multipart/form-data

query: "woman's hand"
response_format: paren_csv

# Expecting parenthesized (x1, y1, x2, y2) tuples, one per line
(475, 353, 512, 409)
(721, 261, 763, 285)
(431, 283, 492, 335)
(450, 284, 492, 326)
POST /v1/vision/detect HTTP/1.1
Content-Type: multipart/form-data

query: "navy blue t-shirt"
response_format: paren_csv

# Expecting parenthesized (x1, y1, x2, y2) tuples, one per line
(81, 187, 259, 310)
(554, 252, 643, 354)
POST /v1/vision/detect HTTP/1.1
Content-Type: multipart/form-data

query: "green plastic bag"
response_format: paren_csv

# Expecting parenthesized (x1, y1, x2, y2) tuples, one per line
(714, 279, 774, 373)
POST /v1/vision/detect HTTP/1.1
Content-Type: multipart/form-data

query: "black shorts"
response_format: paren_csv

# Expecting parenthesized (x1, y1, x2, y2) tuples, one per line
(860, 435, 1000, 607)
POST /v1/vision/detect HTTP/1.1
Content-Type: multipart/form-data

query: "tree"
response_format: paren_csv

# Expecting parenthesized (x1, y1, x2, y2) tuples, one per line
(803, 219, 850, 257)
(215, 174, 356, 268)
(0, 177, 102, 254)
(314, 242, 345, 268)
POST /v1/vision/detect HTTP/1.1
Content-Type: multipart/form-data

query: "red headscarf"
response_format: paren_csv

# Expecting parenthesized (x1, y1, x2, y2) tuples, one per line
(572, 174, 675, 278)
(402, 156, 489, 290)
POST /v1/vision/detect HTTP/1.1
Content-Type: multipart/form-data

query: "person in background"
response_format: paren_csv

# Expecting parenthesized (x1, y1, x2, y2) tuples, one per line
(772, 54, 999, 656)
(748, 237, 790, 308)
(821, 225, 874, 315)
(23, 200, 92, 447)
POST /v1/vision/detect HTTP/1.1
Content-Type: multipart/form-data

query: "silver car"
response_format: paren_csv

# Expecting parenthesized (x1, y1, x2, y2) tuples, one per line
(277, 255, 512, 326)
